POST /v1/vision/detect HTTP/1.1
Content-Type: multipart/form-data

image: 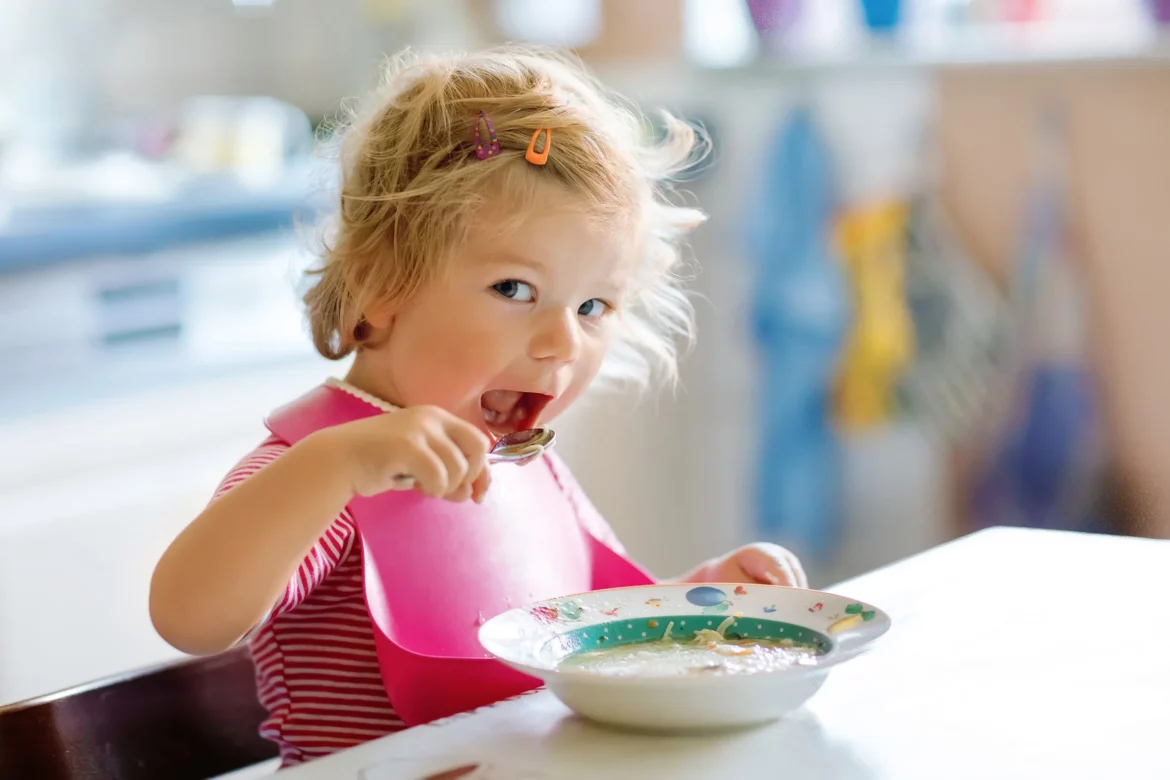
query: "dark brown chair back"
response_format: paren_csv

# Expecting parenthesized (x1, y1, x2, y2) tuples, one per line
(0, 646, 277, 779)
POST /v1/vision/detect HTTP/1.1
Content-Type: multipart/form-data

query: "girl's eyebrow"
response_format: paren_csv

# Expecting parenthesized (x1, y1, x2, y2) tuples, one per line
(486, 252, 546, 273)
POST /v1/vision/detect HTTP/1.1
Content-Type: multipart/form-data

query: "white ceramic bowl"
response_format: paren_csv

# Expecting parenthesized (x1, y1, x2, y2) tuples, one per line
(479, 583, 890, 732)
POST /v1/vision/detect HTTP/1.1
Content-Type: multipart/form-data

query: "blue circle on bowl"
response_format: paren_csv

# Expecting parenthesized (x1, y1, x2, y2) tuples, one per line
(685, 586, 727, 607)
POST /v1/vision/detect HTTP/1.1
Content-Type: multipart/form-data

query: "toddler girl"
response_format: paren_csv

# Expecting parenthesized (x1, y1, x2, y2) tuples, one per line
(150, 47, 806, 768)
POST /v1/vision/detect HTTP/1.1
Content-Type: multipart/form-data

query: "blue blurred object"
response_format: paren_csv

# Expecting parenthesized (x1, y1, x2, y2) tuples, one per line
(746, 108, 850, 560)
(859, 0, 902, 32)
(969, 109, 1107, 534)
(972, 368, 1104, 532)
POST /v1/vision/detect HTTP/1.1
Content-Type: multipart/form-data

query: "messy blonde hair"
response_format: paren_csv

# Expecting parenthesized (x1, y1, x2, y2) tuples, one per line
(304, 46, 707, 387)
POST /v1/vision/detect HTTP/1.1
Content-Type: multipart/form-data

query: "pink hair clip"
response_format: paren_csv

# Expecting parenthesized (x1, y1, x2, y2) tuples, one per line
(473, 111, 501, 160)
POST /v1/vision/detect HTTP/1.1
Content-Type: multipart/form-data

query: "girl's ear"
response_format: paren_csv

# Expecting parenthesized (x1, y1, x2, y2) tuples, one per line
(365, 309, 394, 330)
(363, 295, 396, 330)
(355, 298, 396, 348)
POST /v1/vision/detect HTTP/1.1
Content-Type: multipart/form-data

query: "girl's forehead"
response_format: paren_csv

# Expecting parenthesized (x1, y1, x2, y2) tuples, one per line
(468, 191, 635, 269)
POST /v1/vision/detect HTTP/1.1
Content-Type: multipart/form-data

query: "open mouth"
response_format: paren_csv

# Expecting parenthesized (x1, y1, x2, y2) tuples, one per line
(480, 390, 553, 438)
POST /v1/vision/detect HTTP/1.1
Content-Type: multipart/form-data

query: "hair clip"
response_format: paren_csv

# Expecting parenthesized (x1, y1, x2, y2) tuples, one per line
(525, 128, 551, 166)
(474, 111, 501, 160)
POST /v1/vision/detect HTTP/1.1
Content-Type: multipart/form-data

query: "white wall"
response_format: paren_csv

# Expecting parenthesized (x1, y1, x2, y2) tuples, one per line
(0, 359, 336, 705)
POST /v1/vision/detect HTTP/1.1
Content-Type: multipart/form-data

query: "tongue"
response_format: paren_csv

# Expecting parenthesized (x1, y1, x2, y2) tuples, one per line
(481, 390, 523, 414)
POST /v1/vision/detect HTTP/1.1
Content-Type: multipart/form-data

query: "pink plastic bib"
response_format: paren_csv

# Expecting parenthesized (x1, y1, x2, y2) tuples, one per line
(265, 384, 654, 725)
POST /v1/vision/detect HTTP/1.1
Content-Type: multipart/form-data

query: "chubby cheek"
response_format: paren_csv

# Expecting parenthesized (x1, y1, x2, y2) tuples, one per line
(388, 319, 498, 408)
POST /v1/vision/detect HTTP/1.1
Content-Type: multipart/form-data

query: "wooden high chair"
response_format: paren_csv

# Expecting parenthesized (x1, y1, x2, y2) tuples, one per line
(0, 646, 277, 779)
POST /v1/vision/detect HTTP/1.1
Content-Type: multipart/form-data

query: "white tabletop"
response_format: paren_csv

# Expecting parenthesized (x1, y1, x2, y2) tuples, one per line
(282, 528, 1170, 780)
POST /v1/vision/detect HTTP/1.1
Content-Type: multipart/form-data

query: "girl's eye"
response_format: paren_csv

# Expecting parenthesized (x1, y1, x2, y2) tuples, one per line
(492, 280, 535, 302)
(578, 299, 610, 318)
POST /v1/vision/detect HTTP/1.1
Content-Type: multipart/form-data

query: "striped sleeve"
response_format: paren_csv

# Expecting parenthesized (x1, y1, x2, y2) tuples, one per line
(212, 437, 357, 621)
(542, 450, 628, 556)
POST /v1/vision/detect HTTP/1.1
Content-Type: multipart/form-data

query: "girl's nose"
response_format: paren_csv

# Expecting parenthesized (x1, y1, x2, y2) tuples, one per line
(529, 308, 582, 364)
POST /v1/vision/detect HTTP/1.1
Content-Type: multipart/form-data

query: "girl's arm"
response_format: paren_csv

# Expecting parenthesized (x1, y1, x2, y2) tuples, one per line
(149, 405, 491, 656)
(149, 429, 354, 655)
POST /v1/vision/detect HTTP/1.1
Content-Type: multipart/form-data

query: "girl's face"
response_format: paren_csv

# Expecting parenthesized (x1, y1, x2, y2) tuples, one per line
(351, 181, 633, 440)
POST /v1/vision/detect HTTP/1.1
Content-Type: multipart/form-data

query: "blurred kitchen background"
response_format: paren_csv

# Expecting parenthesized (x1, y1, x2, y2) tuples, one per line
(3, 0, 1169, 707)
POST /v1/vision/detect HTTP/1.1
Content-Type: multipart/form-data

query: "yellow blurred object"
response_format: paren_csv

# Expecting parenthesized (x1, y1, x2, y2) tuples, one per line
(833, 202, 915, 429)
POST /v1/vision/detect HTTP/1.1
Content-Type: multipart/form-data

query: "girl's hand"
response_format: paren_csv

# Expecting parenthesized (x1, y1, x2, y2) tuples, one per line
(683, 543, 808, 588)
(324, 406, 492, 502)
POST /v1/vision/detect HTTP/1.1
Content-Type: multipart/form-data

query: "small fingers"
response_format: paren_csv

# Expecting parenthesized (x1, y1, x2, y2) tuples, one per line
(427, 433, 470, 497)
(759, 543, 807, 588)
(447, 481, 474, 503)
(470, 468, 492, 504)
(737, 544, 807, 588)
(405, 444, 449, 498)
(445, 418, 491, 471)
(444, 417, 491, 500)
(784, 549, 808, 589)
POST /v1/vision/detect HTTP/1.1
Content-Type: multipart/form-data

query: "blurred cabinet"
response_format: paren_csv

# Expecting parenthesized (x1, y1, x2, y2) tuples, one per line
(0, 233, 316, 421)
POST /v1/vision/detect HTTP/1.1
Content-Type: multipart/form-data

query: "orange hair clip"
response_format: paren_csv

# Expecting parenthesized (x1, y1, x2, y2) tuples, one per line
(525, 128, 551, 166)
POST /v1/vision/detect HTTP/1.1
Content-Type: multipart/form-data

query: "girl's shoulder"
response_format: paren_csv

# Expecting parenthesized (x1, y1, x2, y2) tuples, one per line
(211, 436, 291, 501)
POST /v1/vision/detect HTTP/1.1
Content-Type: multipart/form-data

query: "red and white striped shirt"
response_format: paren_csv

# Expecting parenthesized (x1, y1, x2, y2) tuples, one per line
(213, 426, 627, 766)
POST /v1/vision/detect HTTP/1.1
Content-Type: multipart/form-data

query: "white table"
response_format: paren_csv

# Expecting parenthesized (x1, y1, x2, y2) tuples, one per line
(282, 528, 1170, 780)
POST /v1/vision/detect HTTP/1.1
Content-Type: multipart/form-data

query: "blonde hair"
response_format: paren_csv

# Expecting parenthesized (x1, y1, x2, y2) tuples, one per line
(304, 46, 707, 387)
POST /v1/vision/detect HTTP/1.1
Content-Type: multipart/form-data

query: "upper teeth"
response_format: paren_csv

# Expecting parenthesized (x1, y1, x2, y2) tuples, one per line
(482, 405, 524, 426)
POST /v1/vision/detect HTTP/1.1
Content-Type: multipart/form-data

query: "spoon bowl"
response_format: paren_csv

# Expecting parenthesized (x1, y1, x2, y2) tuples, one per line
(490, 428, 556, 466)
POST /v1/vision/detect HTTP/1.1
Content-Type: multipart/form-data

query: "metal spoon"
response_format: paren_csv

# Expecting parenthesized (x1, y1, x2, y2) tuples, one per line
(390, 427, 556, 491)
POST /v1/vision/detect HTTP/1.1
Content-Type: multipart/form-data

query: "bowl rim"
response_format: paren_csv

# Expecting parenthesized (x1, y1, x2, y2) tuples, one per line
(478, 582, 891, 684)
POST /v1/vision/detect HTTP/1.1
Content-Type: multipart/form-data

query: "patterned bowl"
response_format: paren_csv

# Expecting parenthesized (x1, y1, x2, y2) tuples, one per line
(479, 583, 890, 731)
